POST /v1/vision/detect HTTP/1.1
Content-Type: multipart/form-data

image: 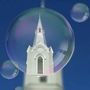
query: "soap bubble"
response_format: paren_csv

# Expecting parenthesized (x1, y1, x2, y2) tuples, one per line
(6, 8, 75, 74)
(15, 86, 23, 90)
(71, 3, 90, 23)
(0, 60, 19, 79)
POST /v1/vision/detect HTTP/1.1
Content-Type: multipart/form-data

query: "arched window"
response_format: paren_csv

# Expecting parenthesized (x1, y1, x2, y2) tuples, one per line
(38, 56, 43, 74)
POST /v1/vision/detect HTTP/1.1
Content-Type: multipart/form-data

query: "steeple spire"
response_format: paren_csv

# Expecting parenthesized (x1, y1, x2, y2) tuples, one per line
(37, 15, 43, 33)
(33, 15, 46, 46)
(26, 15, 54, 76)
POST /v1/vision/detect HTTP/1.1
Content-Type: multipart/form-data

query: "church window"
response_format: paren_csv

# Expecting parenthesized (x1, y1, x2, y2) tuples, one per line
(38, 56, 43, 74)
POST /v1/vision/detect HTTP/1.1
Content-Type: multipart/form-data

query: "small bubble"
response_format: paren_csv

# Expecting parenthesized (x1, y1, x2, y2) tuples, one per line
(15, 86, 23, 90)
(0, 60, 19, 79)
(71, 3, 90, 23)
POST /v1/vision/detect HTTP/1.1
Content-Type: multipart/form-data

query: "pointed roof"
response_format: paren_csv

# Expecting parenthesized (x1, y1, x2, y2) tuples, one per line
(33, 15, 46, 46)
(36, 15, 43, 32)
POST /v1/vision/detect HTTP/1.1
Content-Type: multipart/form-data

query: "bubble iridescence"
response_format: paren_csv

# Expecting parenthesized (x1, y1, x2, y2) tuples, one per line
(0, 61, 19, 79)
(71, 3, 90, 22)
(6, 8, 75, 73)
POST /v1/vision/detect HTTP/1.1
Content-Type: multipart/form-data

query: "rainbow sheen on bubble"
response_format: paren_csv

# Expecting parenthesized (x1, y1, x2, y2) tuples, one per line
(0, 60, 19, 79)
(71, 3, 90, 23)
(6, 8, 75, 73)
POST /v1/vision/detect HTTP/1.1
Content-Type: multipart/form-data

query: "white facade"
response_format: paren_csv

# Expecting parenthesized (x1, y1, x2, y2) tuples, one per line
(24, 15, 63, 90)
(26, 16, 53, 76)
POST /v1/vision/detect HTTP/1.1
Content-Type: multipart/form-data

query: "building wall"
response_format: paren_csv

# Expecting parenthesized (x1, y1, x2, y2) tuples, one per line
(24, 71, 63, 90)
(26, 44, 54, 75)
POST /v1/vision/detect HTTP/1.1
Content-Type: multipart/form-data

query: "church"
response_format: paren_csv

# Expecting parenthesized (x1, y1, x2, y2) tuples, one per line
(26, 15, 54, 76)
(24, 15, 63, 90)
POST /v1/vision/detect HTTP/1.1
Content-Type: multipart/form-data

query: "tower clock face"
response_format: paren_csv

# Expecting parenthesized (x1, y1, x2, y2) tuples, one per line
(6, 8, 75, 74)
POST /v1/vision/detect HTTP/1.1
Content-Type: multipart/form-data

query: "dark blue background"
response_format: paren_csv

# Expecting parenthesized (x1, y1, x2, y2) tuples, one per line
(0, 0, 90, 90)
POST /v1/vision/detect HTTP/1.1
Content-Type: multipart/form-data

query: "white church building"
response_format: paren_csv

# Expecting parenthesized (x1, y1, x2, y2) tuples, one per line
(26, 16, 54, 76)
(24, 15, 63, 90)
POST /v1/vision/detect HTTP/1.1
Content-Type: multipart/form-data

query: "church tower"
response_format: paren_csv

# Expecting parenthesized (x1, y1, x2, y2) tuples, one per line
(26, 15, 54, 76)
(24, 15, 63, 90)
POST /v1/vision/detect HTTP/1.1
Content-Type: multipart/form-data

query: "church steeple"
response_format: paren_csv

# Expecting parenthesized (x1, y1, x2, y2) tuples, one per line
(37, 15, 44, 33)
(26, 15, 54, 76)
(33, 15, 46, 46)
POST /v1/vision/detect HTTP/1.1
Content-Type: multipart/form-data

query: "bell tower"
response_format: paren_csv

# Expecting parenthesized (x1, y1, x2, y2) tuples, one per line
(24, 15, 63, 90)
(26, 15, 54, 76)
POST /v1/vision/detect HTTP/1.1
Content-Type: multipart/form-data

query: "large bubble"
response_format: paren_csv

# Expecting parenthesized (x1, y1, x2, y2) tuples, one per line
(0, 60, 19, 79)
(71, 3, 90, 23)
(6, 8, 75, 74)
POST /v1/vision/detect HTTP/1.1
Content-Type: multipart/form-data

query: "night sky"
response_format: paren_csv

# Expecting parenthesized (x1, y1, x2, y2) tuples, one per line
(0, 0, 90, 90)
